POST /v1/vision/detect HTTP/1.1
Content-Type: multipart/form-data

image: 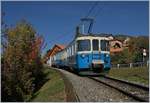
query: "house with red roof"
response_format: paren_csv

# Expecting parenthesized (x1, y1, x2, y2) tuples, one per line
(109, 39, 123, 54)
(44, 44, 65, 66)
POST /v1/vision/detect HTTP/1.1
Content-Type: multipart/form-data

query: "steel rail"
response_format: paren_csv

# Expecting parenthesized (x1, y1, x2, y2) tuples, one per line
(104, 75, 149, 90)
(89, 76, 149, 102)
(51, 67, 148, 102)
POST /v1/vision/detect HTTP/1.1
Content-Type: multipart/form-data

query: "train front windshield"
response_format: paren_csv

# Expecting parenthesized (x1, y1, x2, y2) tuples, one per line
(101, 40, 109, 51)
(77, 40, 90, 51)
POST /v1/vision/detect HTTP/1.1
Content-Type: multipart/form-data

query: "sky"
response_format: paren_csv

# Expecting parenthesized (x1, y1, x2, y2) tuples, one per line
(2, 1, 149, 55)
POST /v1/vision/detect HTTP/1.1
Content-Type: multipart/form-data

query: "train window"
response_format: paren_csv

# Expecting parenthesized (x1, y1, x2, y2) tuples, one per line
(70, 47, 71, 56)
(74, 44, 76, 53)
(68, 48, 70, 57)
(67, 49, 69, 57)
(72, 45, 74, 55)
(68, 47, 70, 56)
(71, 47, 72, 55)
(68, 48, 70, 56)
(77, 40, 90, 51)
(92, 39, 99, 51)
(54, 56, 56, 60)
(101, 40, 109, 51)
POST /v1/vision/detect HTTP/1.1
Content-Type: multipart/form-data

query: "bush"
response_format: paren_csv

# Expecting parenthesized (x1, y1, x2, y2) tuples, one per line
(111, 48, 132, 64)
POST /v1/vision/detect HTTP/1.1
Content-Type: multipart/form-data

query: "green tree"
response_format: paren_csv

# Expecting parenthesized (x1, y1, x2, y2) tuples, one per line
(111, 36, 149, 64)
(111, 48, 132, 64)
(128, 36, 149, 62)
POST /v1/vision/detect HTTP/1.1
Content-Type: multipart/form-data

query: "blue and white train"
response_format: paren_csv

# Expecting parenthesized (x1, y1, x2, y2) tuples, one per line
(51, 34, 111, 73)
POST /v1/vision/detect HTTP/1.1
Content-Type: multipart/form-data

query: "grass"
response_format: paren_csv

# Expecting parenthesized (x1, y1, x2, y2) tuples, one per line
(108, 66, 149, 85)
(30, 67, 66, 102)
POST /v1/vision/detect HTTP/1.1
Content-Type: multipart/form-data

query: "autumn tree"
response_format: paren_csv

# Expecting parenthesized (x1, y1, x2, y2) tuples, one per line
(2, 20, 45, 101)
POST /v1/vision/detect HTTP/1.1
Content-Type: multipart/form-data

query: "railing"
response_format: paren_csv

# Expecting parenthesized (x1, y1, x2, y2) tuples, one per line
(111, 61, 149, 69)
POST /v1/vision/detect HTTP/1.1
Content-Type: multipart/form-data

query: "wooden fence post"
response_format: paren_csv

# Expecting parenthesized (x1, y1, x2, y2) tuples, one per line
(117, 64, 120, 69)
(130, 63, 132, 68)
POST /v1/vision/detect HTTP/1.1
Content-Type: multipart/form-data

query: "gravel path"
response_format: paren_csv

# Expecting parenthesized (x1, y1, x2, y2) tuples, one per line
(55, 68, 138, 102)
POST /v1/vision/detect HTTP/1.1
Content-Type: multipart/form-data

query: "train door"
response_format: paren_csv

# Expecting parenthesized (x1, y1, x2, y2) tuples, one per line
(77, 39, 91, 69)
(92, 39, 104, 71)
(92, 39, 100, 60)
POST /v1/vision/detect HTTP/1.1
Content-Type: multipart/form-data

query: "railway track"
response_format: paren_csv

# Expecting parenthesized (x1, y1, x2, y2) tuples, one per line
(89, 76, 149, 102)
(53, 67, 149, 102)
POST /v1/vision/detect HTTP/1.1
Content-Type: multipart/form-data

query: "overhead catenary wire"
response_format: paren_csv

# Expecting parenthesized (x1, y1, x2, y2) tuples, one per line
(93, 4, 103, 18)
(50, 2, 99, 41)
(85, 1, 99, 18)
(87, 1, 103, 19)
(47, 1, 101, 48)
(79, 1, 102, 34)
(47, 20, 83, 46)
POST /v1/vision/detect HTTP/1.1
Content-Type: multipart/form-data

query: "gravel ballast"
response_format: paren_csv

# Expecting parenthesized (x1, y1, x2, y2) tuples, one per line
(55, 68, 138, 102)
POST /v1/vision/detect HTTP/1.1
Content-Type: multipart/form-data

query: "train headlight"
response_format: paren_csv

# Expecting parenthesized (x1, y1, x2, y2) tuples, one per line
(81, 54, 85, 58)
(106, 54, 109, 57)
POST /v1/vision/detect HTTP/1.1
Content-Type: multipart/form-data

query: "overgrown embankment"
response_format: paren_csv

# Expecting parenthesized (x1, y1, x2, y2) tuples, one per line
(108, 67, 149, 85)
(30, 67, 78, 102)
(31, 67, 66, 102)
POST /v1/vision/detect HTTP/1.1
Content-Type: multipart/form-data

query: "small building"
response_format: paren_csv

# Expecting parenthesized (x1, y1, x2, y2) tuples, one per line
(123, 37, 130, 47)
(109, 39, 123, 54)
(45, 44, 65, 66)
(107, 35, 114, 40)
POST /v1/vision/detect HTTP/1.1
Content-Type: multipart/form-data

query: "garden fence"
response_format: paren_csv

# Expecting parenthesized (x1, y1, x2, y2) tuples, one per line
(111, 61, 149, 69)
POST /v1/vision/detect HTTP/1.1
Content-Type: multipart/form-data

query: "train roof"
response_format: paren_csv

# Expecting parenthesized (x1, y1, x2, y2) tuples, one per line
(62, 33, 111, 49)
(75, 34, 111, 40)
(52, 33, 112, 55)
(76, 33, 113, 37)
